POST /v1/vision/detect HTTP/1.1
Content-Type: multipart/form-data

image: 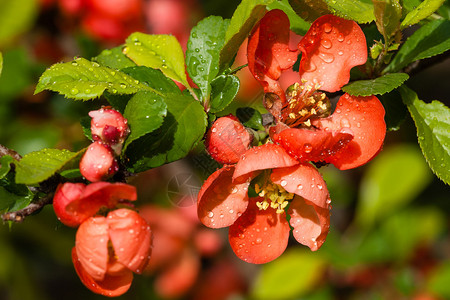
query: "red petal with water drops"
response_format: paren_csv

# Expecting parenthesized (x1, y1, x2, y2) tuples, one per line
(72, 247, 133, 297)
(273, 127, 353, 163)
(271, 163, 329, 208)
(233, 144, 299, 181)
(313, 94, 386, 170)
(205, 115, 252, 164)
(197, 166, 250, 229)
(53, 182, 86, 227)
(75, 216, 110, 281)
(298, 14, 367, 92)
(107, 209, 152, 274)
(248, 9, 299, 102)
(288, 197, 330, 251)
(228, 197, 290, 264)
(66, 182, 137, 226)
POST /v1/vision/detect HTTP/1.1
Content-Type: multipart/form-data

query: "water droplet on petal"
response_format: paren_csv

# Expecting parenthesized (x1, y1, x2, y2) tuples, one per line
(280, 180, 287, 187)
(319, 53, 335, 63)
(323, 23, 332, 33)
(338, 34, 345, 42)
(321, 39, 332, 49)
(207, 211, 214, 218)
(304, 143, 313, 153)
(255, 238, 262, 244)
(340, 118, 351, 128)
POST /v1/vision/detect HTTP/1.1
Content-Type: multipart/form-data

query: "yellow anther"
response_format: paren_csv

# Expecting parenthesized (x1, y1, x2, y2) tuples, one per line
(258, 190, 266, 197)
(304, 119, 311, 127)
(289, 113, 296, 119)
(311, 108, 317, 115)
(255, 184, 261, 193)
(253, 182, 294, 214)
(262, 201, 269, 210)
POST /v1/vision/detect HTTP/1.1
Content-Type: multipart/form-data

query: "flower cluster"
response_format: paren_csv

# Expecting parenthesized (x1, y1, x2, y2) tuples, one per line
(53, 108, 152, 296)
(80, 107, 129, 182)
(198, 10, 386, 264)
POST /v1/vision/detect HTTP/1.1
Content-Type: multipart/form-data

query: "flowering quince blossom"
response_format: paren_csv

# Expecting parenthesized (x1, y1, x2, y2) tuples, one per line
(80, 107, 129, 182)
(197, 10, 386, 264)
(248, 9, 386, 170)
(72, 208, 152, 297)
(53, 181, 137, 227)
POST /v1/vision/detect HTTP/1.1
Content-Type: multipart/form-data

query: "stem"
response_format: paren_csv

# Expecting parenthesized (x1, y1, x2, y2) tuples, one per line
(0, 144, 21, 161)
(1, 193, 54, 223)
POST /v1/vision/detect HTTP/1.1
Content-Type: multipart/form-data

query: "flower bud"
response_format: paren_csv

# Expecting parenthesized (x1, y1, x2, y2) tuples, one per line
(80, 141, 118, 182)
(205, 115, 252, 164)
(89, 107, 129, 155)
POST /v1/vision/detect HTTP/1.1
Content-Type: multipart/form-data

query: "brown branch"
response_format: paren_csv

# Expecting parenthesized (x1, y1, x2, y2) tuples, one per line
(0, 144, 21, 161)
(1, 193, 54, 223)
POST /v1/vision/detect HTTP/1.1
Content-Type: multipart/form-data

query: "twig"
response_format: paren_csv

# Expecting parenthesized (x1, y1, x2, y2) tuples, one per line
(0, 144, 21, 161)
(1, 193, 54, 223)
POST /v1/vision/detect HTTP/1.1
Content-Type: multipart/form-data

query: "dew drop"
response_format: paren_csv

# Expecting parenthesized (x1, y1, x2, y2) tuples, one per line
(340, 118, 351, 128)
(207, 211, 214, 218)
(280, 180, 287, 187)
(302, 61, 317, 72)
(338, 34, 344, 42)
(321, 39, 332, 49)
(255, 238, 262, 244)
(229, 209, 234, 214)
(297, 184, 303, 190)
(323, 23, 332, 33)
(304, 143, 313, 153)
(319, 52, 335, 63)
(338, 50, 344, 56)
(211, 127, 217, 133)
(71, 88, 79, 95)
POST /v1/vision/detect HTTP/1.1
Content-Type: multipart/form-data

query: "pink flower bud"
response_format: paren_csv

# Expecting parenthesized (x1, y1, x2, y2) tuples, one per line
(205, 115, 252, 164)
(73, 209, 152, 296)
(80, 141, 118, 182)
(89, 107, 129, 154)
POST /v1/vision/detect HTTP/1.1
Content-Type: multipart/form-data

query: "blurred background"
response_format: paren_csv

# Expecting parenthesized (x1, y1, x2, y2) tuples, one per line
(0, 0, 449, 299)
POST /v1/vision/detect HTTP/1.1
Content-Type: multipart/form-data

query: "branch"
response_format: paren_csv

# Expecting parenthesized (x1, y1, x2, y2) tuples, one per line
(1, 193, 53, 223)
(0, 144, 21, 161)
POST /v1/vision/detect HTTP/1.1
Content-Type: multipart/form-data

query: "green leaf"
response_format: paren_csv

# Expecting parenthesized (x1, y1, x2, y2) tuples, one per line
(186, 16, 228, 101)
(0, 186, 33, 213)
(94, 46, 136, 70)
(122, 66, 181, 94)
(378, 89, 407, 131)
(400, 86, 450, 185)
(35, 58, 152, 100)
(289, 0, 330, 22)
(401, 0, 446, 28)
(0, 0, 37, 46)
(124, 33, 190, 88)
(356, 144, 432, 227)
(373, 0, 402, 43)
(251, 249, 326, 299)
(0, 155, 13, 179)
(15, 148, 80, 185)
(126, 94, 207, 172)
(342, 73, 409, 96)
(219, 0, 275, 71)
(209, 75, 240, 113)
(384, 19, 450, 73)
(427, 262, 450, 298)
(123, 91, 167, 152)
(326, 0, 375, 24)
(236, 107, 264, 130)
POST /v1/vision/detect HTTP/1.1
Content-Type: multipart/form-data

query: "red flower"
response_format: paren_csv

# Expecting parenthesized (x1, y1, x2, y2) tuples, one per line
(72, 208, 152, 297)
(53, 181, 137, 227)
(248, 9, 386, 170)
(197, 144, 330, 263)
(205, 115, 252, 164)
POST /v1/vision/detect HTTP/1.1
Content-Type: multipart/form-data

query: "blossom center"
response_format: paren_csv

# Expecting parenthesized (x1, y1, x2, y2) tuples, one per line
(254, 182, 294, 214)
(281, 82, 331, 127)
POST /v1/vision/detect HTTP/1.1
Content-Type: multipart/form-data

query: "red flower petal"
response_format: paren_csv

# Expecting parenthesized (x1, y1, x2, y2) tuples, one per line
(66, 182, 137, 225)
(273, 127, 353, 163)
(205, 115, 252, 164)
(288, 197, 330, 251)
(298, 15, 367, 92)
(53, 183, 86, 227)
(72, 247, 133, 297)
(75, 216, 110, 281)
(197, 166, 250, 228)
(233, 144, 299, 181)
(270, 163, 329, 208)
(228, 198, 290, 264)
(107, 209, 152, 274)
(313, 94, 386, 169)
(248, 9, 299, 102)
